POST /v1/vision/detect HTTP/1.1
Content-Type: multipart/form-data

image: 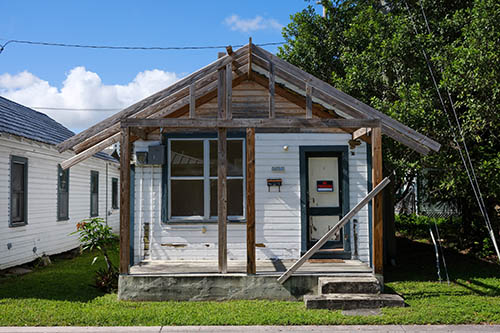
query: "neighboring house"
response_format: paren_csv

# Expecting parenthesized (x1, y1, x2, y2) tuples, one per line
(57, 43, 440, 302)
(0, 97, 120, 270)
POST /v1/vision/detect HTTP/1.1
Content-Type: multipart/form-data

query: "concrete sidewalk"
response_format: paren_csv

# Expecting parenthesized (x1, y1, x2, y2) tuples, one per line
(0, 326, 499, 333)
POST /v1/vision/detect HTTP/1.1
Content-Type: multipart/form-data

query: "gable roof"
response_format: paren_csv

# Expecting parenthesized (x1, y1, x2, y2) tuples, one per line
(55, 42, 440, 169)
(0, 96, 116, 162)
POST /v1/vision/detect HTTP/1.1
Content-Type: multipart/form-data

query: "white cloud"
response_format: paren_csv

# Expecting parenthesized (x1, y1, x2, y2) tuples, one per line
(0, 67, 180, 132)
(224, 14, 283, 33)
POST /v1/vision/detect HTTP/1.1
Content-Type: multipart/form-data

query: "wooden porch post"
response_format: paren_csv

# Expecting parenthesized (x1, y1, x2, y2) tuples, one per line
(372, 126, 383, 275)
(119, 126, 131, 274)
(217, 60, 228, 274)
(246, 127, 256, 274)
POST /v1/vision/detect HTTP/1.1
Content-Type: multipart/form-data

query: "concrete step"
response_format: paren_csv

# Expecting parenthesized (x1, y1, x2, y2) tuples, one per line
(305, 293, 405, 310)
(318, 276, 381, 295)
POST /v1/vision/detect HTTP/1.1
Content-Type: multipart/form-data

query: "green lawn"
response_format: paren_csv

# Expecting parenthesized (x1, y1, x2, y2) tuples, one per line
(0, 238, 499, 326)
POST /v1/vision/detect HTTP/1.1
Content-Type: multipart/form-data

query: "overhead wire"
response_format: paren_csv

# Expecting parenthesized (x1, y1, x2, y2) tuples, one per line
(0, 39, 284, 54)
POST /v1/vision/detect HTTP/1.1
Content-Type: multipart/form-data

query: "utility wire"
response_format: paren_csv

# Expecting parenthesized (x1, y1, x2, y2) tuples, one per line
(31, 106, 122, 111)
(404, 0, 500, 262)
(0, 39, 284, 54)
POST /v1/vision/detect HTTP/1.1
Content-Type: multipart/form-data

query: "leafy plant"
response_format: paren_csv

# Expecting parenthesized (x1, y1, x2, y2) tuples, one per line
(72, 218, 118, 292)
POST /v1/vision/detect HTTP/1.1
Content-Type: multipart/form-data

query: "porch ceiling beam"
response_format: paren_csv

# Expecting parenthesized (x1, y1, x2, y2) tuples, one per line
(56, 44, 249, 153)
(352, 127, 371, 141)
(251, 44, 440, 153)
(121, 118, 381, 129)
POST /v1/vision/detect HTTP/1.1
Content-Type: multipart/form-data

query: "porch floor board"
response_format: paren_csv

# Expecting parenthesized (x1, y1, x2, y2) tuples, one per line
(129, 259, 372, 276)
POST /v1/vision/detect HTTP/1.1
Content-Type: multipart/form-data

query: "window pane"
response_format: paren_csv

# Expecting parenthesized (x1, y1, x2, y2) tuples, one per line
(171, 180, 204, 216)
(11, 162, 25, 222)
(210, 179, 244, 217)
(210, 140, 243, 177)
(91, 194, 98, 216)
(171, 140, 204, 176)
(112, 178, 118, 209)
(59, 168, 68, 192)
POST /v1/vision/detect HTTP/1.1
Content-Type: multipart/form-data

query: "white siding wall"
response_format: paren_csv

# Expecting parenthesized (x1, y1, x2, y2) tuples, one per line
(133, 133, 370, 264)
(0, 134, 120, 270)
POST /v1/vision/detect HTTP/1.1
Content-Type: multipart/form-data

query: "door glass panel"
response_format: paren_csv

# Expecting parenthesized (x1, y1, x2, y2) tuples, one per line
(171, 180, 204, 216)
(310, 216, 340, 242)
(308, 157, 339, 207)
(171, 140, 204, 176)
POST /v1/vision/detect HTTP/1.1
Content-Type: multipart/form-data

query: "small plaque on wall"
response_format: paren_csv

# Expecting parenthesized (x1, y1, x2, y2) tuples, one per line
(271, 166, 285, 173)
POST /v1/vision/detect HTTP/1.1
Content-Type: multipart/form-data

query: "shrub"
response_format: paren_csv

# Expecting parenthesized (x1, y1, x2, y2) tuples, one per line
(72, 218, 118, 292)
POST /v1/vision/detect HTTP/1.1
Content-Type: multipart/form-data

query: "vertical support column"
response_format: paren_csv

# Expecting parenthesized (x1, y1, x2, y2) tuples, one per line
(218, 128, 228, 273)
(226, 63, 233, 120)
(189, 84, 196, 119)
(372, 126, 383, 275)
(119, 126, 131, 274)
(305, 82, 313, 119)
(248, 37, 253, 80)
(217, 60, 228, 274)
(268, 61, 275, 119)
(246, 127, 256, 274)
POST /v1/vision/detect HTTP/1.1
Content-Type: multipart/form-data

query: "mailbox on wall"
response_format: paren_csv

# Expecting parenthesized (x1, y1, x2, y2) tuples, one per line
(316, 180, 334, 192)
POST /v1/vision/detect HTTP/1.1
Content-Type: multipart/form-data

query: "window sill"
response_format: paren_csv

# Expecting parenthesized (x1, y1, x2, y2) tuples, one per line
(9, 222, 27, 228)
(57, 217, 70, 222)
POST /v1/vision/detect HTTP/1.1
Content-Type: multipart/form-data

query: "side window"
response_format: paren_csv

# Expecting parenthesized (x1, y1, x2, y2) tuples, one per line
(10, 156, 28, 227)
(111, 177, 119, 209)
(57, 165, 70, 221)
(90, 171, 99, 217)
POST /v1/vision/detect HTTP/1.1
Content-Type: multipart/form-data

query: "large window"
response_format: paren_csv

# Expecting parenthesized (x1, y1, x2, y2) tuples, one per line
(167, 137, 245, 221)
(57, 165, 69, 221)
(111, 177, 119, 209)
(90, 171, 99, 217)
(10, 156, 28, 227)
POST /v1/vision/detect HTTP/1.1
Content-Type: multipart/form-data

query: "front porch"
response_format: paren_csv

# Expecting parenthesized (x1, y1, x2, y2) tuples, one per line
(119, 259, 376, 301)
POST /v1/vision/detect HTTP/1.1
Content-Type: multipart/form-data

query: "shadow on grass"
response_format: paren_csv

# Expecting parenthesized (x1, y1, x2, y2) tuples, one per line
(0, 247, 118, 302)
(385, 237, 500, 292)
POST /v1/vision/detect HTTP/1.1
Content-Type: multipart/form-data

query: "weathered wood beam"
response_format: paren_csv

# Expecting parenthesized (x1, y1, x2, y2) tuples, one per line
(226, 63, 232, 120)
(246, 127, 256, 274)
(248, 37, 252, 80)
(57, 44, 249, 153)
(130, 127, 148, 140)
(122, 118, 381, 129)
(217, 128, 228, 274)
(226, 45, 233, 55)
(251, 44, 440, 153)
(277, 177, 391, 284)
(119, 127, 131, 274)
(268, 62, 275, 119)
(306, 82, 313, 119)
(60, 133, 120, 170)
(372, 127, 383, 275)
(189, 84, 196, 119)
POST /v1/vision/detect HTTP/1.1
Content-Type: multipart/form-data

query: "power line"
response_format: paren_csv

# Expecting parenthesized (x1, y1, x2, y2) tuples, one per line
(31, 106, 122, 111)
(0, 39, 284, 54)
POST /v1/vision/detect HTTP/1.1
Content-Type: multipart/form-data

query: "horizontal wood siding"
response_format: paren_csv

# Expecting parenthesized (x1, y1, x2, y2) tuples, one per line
(133, 133, 370, 264)
(0, 134, 120, 270)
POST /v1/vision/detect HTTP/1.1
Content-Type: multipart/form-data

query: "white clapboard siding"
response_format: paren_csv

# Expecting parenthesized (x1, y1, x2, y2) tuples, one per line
(132, 133, 371, 264)
(0, 134, 120, 270)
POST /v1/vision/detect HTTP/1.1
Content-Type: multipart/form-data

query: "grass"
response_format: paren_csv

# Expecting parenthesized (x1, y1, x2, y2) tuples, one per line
(0, 238, 499, 326)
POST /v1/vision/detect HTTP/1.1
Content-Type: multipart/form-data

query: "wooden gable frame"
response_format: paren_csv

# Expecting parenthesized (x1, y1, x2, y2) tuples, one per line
(56, 41, 440, 277)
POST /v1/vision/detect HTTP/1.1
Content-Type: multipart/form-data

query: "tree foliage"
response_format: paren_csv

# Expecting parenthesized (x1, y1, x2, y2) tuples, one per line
(279, 0, 500, 254)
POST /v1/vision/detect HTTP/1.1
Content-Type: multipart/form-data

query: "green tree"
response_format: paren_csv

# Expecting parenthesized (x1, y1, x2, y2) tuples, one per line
(279, 0, 500, 256)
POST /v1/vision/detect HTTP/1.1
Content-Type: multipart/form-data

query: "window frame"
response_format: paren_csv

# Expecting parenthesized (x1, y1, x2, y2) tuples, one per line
(90, 170, 99, 217)
(164, 133, 246, 223)
(9, 155, 28, 227)
(57, 164, 70, 221)
(111, 177, 119, 209)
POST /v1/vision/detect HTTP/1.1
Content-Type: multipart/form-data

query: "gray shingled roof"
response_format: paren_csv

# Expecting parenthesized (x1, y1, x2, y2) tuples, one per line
(0, 96, 117, 162)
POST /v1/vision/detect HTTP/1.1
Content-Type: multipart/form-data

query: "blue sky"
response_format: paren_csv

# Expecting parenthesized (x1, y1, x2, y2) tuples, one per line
(0, 1, 321, 132)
